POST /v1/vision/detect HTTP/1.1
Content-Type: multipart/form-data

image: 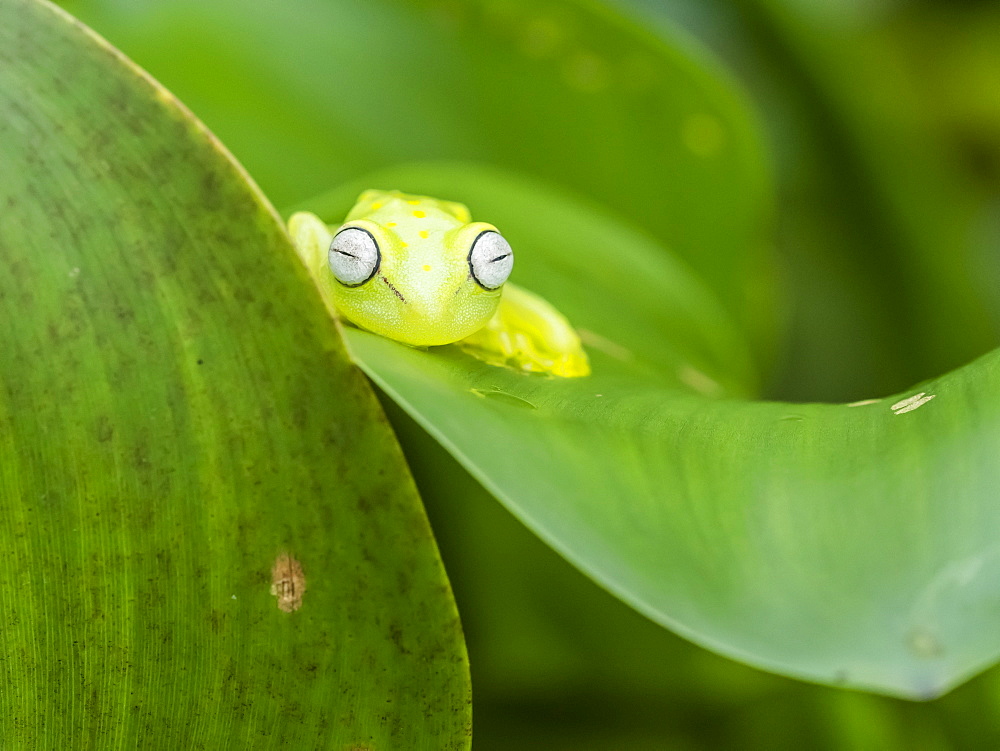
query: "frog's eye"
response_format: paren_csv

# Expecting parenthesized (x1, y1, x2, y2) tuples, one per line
(468, 231, 513, 290)
(329, 227, 380, 286)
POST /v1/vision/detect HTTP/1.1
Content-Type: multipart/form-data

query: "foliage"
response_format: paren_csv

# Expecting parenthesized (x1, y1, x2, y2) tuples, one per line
(0, 1, 468, 747)
(3, 0, 999, 746)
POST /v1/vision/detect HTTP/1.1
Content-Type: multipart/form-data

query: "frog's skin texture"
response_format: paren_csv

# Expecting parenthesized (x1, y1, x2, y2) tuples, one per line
(288, 189, 590, 377)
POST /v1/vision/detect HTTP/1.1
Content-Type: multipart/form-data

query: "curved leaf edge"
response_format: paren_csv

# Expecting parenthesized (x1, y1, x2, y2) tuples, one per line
(13, 0, 474, 736)
(350, 331, 1000, 702)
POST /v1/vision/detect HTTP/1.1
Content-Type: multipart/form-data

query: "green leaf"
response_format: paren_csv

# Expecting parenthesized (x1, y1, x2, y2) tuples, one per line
(0, 1, 469, 747)
(302, 162, 1000, 699)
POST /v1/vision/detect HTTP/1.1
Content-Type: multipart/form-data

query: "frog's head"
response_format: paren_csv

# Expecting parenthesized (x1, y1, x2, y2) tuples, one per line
(326, 190, 513, 346)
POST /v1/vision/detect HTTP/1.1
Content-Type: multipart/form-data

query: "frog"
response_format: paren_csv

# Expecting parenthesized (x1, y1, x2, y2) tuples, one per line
(287, 189, 590, 378)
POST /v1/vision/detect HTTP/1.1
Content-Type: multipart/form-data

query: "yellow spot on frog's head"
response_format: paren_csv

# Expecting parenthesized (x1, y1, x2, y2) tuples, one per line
(401, 241, 409, 248)
(386, 221, 397, 227)
(371, 202, 383, 210)
(412, 210, 426, 218)
(419, 230, 430, 239)
(406, 199, 421, 205)
(422, 264, 432, 272)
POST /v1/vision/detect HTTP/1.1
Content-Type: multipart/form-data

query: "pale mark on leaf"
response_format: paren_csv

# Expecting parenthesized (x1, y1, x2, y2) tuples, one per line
(576, 328, 632, 361)
(677, 364, 722, 397)
(563, 51, 610, 93)
(270, 553, 305, 613)
(682, 113, 725, 157)
(907, 627, 945, 659)
(891, 392, 936, 415)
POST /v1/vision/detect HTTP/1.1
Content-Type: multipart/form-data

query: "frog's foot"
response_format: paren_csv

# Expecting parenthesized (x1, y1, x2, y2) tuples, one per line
(457, 283, 590, 378)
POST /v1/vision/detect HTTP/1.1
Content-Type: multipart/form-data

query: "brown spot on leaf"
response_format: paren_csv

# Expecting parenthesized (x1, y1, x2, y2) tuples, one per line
(270, 553, 305, 613)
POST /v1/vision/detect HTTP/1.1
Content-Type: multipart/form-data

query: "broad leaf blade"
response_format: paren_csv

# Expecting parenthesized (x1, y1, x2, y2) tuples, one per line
(311, 164, 1000, 699)
(0, 1, 469, 747)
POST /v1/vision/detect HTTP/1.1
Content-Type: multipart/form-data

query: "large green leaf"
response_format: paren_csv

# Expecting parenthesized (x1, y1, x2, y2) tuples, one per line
(301, 162, 1000, 699)
(0, 1, 469, 746)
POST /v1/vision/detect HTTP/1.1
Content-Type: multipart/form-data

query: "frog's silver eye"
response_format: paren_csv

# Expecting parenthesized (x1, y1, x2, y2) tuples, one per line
(329, 227, 380, 286)
(468, 231, 513, 290)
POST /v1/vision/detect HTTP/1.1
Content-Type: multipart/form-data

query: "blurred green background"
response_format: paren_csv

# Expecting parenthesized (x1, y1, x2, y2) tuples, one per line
(55, 0, 1000, 746)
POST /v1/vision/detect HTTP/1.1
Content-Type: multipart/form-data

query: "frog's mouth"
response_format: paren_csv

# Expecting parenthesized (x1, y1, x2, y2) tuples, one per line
(378, 274, 406, 303)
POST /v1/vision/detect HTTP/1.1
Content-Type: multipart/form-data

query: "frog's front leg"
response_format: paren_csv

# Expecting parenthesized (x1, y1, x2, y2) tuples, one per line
(287, 211, 338, 315)
(457, 283, 591, 378)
